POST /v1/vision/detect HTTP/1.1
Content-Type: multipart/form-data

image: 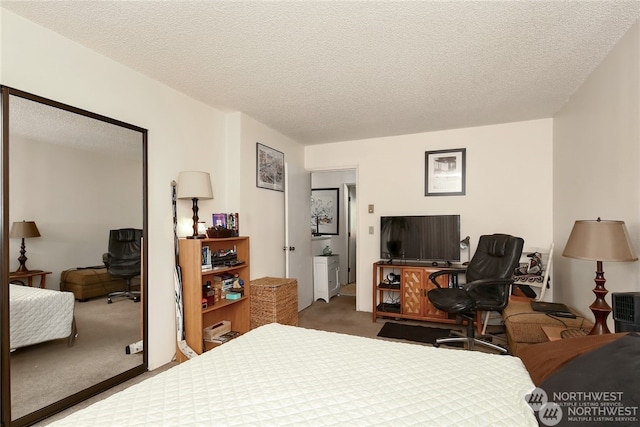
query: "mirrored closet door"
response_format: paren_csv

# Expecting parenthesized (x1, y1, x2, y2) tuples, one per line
(1, 87, 148, 427)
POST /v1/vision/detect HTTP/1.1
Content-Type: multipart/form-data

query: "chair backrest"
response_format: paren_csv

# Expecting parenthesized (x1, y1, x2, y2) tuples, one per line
(106, 228, 142, 278)
(466, 234, 524, 310)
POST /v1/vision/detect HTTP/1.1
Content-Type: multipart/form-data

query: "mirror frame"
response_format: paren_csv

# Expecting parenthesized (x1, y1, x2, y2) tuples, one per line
(0, 86, 148, 426)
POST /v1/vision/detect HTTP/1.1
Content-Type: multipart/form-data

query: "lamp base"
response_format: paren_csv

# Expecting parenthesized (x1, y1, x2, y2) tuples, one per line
(588, 260, 611, 335)
(186, 235, 206, 240)
(15, 264, 30, 273)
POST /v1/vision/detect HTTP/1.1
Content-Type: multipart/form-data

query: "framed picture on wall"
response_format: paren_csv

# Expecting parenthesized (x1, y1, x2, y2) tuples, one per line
(256, 143, 284, 192)
(425, 148, 466, 196)
(311, 188, 339, 235)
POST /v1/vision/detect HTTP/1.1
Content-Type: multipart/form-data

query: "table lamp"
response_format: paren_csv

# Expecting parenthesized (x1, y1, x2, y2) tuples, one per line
(10, 220, 41, 273)
(177, 171, 213, 239)
(562, 218, 638, 335)
(460, 236, 471, 264)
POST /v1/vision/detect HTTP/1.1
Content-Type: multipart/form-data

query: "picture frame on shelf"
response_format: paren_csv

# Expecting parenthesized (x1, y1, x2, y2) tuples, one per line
(256, 143, 284, 192)
(425, 148, 466, 196)
(311, 188, 339, 235)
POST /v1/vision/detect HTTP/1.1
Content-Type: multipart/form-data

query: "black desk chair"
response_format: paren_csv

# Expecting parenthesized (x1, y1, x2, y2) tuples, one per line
(427, 233, 524, 353)
(103, 228, 142, 303)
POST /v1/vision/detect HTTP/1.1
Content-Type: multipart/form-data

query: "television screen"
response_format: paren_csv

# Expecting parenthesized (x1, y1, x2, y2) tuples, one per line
(380, 215, 460, 262)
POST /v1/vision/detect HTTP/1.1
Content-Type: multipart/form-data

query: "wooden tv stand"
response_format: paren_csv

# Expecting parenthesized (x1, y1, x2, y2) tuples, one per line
(372, 261, 466, 326)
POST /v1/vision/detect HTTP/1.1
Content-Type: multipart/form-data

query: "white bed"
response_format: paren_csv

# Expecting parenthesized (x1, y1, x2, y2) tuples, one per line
(9, 284, 76, 350)
(49, 323, 536, 426)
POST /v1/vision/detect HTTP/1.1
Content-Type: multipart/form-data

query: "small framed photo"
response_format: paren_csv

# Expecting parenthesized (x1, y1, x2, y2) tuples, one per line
(256, 143, 284, 192)
(425, 148, 466, 196)
(311, 188, 339, 235)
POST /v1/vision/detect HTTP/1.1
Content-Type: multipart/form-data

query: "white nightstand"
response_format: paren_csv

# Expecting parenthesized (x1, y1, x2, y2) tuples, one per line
(313, 255, 340, 303)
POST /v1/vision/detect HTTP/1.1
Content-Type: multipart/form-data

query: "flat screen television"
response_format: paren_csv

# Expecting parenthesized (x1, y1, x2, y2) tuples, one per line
(380, 215, 460, 262)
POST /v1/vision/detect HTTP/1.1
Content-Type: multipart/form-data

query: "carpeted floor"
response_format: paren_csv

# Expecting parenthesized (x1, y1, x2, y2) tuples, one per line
(11, 296, 142, 420)
(340, 282, 356, 296)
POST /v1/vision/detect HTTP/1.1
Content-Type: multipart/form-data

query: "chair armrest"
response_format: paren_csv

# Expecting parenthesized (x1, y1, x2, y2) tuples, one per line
(429, 268, 466, 288)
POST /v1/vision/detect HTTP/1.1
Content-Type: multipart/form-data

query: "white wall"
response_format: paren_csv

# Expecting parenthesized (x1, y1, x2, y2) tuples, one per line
(235, 112, 305, 279)
(1, 10, 227, 369)
(553, 20, 640, 328)
(306, 119, 553, 312)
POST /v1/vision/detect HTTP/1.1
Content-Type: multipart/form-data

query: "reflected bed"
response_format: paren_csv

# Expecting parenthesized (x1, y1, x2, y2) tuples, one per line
(9, 284, 76, 350)
(49, 323, 536, 426)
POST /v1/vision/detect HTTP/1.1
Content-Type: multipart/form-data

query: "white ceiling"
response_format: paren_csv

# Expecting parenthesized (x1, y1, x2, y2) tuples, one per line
(2, 1, 640, 145)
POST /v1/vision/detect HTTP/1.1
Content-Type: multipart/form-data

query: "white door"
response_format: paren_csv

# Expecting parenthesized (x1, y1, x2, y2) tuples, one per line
(285, 163, 313, 311)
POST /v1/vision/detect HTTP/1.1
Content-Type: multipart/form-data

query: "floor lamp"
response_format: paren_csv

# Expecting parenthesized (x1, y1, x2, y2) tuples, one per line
(563, 218, 638, 335)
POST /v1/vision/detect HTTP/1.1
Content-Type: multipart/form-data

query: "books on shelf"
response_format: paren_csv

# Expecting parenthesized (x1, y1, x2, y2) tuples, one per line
(202, 246, 212, 270)
(207, 330, 240, 344)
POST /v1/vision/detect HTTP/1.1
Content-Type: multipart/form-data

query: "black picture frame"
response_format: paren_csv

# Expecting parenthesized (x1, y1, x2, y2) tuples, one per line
(311, 188, 339, 235)
(425, 148, 466, 196)
(256, 143, 284, 191)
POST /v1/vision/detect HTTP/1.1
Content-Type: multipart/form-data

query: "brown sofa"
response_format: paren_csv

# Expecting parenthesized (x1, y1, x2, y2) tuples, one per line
(503, 299, 592, 356)
(60, 267, 140, 301)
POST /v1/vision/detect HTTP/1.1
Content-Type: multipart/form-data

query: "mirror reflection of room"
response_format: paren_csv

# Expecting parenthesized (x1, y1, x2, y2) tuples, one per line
(7, 93, 145, 422)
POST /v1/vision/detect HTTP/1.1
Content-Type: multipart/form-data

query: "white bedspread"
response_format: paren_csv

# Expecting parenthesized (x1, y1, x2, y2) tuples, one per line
(50, 323, 537, 426)
(10, 284, 75, 350)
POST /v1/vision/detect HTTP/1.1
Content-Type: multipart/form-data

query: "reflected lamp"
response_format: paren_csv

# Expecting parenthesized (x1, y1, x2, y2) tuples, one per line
(10, 220, 41, 273)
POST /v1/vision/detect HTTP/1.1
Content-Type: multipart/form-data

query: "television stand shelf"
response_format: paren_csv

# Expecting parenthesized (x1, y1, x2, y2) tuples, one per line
(372, 261, 465, 326)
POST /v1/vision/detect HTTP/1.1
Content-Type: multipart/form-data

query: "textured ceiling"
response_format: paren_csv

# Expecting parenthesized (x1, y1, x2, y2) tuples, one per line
(2, 1, 640, 145)
(10, 95, 143, 159)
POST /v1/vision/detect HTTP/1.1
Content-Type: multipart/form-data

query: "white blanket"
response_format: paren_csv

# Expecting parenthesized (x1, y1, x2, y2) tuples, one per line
(10, 284, 75, 350)
(50, 323, 536, 426)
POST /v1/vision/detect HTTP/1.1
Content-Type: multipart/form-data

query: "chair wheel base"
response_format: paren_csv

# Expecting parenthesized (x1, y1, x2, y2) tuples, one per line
(107, 291, 140, 304)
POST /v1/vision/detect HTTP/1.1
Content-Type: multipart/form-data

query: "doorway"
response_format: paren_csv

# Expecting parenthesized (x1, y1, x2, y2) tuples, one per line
(310, 170, 357, 304)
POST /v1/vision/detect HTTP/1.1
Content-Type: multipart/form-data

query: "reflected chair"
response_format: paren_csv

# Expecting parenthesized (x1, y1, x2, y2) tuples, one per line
(427, 233, 524, 353)
(103, 228, 142, 303)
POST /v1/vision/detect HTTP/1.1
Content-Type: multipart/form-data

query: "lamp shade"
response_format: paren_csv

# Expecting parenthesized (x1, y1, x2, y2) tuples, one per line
(10, 221, 41, 239)
(563, 219, 638, 262)
(177, 171, 213, 200)
(460, 236, 470, 249)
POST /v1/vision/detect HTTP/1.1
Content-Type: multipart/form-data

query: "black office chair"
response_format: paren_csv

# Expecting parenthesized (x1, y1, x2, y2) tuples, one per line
(427, 233, 524, 353)
(103, 228, 142, 303)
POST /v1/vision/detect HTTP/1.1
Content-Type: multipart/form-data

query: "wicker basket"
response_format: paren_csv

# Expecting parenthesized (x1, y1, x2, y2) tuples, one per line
(250, 277, 298, 329)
